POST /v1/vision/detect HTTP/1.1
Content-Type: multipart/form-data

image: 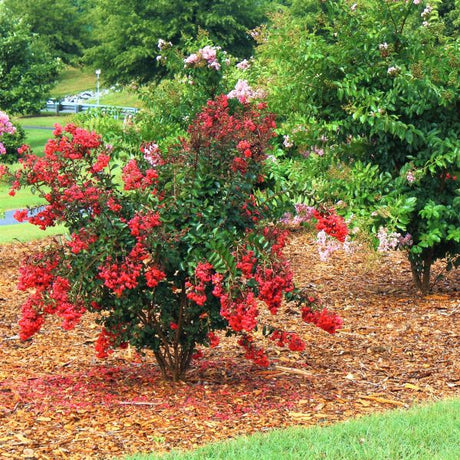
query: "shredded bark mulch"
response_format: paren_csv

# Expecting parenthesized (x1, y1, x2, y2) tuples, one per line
(0, 233, 458, 459)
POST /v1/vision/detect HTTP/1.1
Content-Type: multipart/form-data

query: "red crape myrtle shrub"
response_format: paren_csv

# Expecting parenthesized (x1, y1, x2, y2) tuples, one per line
(9, 95, 342, 381)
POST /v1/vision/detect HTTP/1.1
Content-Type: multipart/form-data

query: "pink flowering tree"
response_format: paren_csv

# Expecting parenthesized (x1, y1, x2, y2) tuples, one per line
(8, 95, 343, 381)
(136, 37, 263, 147)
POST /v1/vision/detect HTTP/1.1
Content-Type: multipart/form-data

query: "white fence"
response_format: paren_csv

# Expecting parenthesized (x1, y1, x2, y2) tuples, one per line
(43, 100, 139, 116)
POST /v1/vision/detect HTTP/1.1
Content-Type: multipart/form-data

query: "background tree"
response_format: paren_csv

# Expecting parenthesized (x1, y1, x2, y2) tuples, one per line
(0, 10, 61, 114)
(85, 0, 270, 85)
(3, 0, 92, 64)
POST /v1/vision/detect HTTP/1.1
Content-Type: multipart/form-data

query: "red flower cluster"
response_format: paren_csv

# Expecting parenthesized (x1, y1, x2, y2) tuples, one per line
(18, 252, 59, 292)
(145, 266, 166, 288)
(91, 153, 110, 173)
(237, 335, 269, 367)
(207, 331, 220, 348)
(188, 95, 276, 179)
(98, 248, 144, 297)
(301, 307, 343, 334)
(313, 209, 348, 242)
(270, 330, 305, 351)
(220, 291, 259, 332)
(18, 252, 85, 339)
(186, 261, 215, 306)
(19, 293, 45, 340)
(67, 228, 98, 254)
(95, 327, 128, 358)
(122, 159, 158, 191)
(128, 210, 161, 239)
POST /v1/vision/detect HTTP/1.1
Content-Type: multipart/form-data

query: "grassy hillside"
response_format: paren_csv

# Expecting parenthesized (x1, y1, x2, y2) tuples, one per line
(51, 66, 143, 108)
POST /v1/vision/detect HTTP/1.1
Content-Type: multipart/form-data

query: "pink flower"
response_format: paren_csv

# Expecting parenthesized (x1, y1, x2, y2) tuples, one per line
(236, 59, 250, 71)
(184, 53, 200, 66)
(201, 45, 217, 63)
(227, 80, 266, 103)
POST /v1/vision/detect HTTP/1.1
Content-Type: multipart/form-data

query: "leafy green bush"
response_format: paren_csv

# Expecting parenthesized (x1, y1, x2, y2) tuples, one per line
(0, 122, 25, 163)
(252, 0, 460, 293)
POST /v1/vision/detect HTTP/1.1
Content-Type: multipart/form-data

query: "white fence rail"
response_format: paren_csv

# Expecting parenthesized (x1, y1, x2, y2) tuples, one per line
(43, 100, 139, 116)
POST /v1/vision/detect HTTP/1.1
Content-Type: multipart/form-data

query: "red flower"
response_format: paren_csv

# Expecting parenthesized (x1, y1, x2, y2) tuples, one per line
(208, 331, 220, 348)
(13, 209, 29, 223)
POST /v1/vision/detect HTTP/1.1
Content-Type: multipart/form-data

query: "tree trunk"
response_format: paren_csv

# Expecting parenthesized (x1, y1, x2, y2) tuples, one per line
(154, 343, 195, 381)
(410, 249, 433, 295)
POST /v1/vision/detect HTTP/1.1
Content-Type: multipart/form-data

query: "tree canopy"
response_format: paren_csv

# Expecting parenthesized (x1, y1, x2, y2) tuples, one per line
(85, 0, 270, 84)
(0, 10, 60, 114)
(2, 0, 92, 64)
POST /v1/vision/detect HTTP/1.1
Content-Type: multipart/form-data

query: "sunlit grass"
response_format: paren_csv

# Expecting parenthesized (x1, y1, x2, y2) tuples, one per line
(0, 185, 45, 213)
(88, 89, 144, 109)
(18, 114, 74, 128)
(51, 66, 95, 99)
(51, 66, 143, 108)
(128, 399, 460, 460)
(0, 223, 66, 243)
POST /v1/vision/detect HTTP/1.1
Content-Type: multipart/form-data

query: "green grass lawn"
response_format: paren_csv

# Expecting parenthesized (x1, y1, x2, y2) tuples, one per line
(51, 66, 95, 99)
(0, 223, 66, 243)
(51, 66, 143, 108)
(88, 89, 144, 109)
(0, 184, 45, 212)
(22, 128, 53, 154)
(128, 399, 460, 460)
(12, 114, 74, 155)
(18, 114, 74, 128)
(0, 183, 66, 243)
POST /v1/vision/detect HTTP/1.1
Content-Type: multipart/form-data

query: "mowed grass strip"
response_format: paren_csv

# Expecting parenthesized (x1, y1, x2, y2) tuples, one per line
(17, 114, 74, 128)
(0, 223, 66, 243)
(0, 184, 46, 212)
(129, 399, 460, 460)
(87, 89, 144, 109)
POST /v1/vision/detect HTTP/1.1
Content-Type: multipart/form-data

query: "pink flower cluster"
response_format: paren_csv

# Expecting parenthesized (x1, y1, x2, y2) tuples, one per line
(141, 142, 163, 167)
(227, 80, 266, 104)
(184, 45, 221, 70)
(377, 227, 413, 251)
(0, 111, 16, 155)
(236, 59, 251, 71)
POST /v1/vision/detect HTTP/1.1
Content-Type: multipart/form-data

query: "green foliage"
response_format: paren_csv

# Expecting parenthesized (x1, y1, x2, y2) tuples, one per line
(74, 108, 142, 160)
(252, 0, 460, 292)
(137, 36, 239, 145)
(85, 0, 270, 85)
(0, 123, 25, 163)
(3, 0, 92, 64)
(0, 10, 61, 114)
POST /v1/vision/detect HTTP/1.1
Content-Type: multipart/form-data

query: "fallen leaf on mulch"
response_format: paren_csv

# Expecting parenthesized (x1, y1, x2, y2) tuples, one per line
(0, 233, 458, 459)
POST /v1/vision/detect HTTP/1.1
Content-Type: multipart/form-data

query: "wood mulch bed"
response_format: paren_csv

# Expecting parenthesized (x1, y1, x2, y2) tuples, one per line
(0, 233, 458, 459)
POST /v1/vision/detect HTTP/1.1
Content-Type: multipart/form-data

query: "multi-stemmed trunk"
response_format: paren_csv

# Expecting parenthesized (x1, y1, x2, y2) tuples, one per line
(410, 248, 433, 295)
